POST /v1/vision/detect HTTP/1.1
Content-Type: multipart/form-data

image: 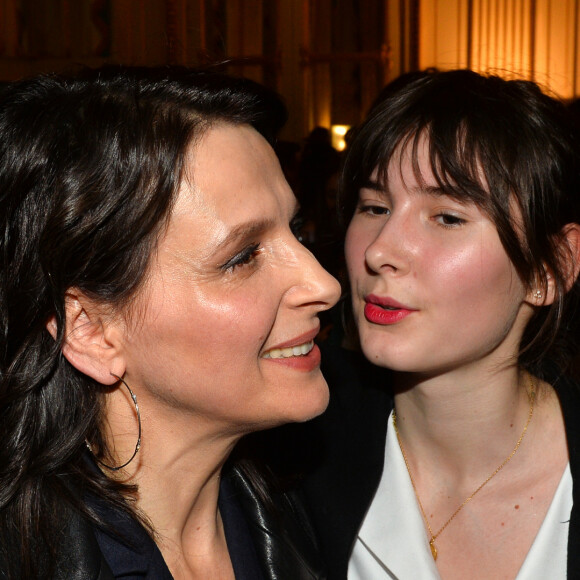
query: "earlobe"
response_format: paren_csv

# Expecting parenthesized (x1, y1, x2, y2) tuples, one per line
(45, 290, 125, 385)
(526, 268, 554, 307)
(46, 315, 58, 340)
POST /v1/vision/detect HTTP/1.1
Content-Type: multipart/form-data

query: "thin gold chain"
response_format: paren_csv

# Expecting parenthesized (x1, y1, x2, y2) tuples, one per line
(392, 374, 535, 561)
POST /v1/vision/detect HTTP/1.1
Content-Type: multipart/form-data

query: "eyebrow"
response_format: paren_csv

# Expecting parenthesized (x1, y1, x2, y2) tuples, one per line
(213, 198, 299, 247)
(215, 218, 275, 251)
(361, 179, 450, 199)
(360, 179, 384, 192)
(416, 185, 450, 197)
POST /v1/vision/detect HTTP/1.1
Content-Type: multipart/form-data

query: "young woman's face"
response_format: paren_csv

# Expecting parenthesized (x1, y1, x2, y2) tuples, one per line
(120, 123, 340, 432)
(345, 138, 535, 377)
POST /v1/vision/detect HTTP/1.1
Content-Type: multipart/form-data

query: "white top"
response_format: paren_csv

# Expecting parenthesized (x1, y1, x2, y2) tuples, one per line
(348, 411, 572, 580)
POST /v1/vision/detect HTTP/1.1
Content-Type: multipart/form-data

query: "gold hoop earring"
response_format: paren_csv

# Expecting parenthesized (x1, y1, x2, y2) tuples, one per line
(85, 373, 142, 471)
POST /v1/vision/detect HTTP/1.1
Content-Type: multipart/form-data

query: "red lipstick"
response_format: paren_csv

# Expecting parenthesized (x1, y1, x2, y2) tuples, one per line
(364, 294, 416, 325)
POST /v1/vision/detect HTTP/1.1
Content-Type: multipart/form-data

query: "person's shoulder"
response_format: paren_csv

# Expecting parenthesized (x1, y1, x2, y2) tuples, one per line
(553, 373, 580, 412)
(226, 465, 328, 580)
(553, 373, 580, 436)
(56, 506, 115, 580)
(0, 484, 115, 580)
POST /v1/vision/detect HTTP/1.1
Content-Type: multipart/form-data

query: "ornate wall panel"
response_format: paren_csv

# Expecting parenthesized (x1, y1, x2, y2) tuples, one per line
(419, 0, 580, 100)
(2, 1, 580, 137)
(0, 0, 20, 58)
(302, 0, 405, 130)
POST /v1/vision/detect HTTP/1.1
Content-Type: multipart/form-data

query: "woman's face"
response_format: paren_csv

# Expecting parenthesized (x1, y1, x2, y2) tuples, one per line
(120, 124, 340, 432)
(345, 138, 535, 377)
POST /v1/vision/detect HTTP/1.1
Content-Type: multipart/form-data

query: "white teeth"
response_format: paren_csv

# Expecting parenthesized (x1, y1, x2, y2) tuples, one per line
(262, 340, 314, 359)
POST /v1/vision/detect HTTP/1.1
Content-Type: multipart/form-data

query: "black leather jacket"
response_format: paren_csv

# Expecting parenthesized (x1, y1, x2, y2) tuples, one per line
(10, 465, 326, 580)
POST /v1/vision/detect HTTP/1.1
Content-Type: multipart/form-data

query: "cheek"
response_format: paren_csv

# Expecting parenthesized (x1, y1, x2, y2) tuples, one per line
(345, 224, 369, 277)
(432, 243, 521, 308)
(188, 290, 278, 353)
(135, 282, 276, 361)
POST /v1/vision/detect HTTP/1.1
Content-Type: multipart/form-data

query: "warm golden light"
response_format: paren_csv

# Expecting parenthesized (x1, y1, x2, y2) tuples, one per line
(419, 0, 579, 100)
(331, 124, 350, 151)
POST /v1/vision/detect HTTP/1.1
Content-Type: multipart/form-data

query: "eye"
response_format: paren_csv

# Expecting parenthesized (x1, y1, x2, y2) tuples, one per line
(290, 215, 305, 242)
(357, 203, 391, 217)
(434, 213, 466, 228)
(222, 243, 262, 272)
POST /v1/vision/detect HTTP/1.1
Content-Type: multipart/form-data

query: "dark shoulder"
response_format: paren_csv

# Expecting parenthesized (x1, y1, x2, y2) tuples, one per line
(552, 374, 580, 576)
(553, 373, 580, 404)
(0, 502, 114, 580)
(226, 465, 327, 580)
(55, 507, 115, 580)
(553, 374, 580, 455)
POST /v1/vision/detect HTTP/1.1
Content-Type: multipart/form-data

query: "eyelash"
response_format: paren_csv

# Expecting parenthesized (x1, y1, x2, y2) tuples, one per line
(357, 203, 390, 216)
(223, 243, 262, 272)
(434, 213, 466, 228)
(222, 215, 305, 273)
(358, 204, 466, 228)
(290, 215, 305, 241)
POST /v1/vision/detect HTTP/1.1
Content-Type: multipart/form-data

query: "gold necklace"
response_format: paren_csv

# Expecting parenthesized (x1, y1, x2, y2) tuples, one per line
(392, 375, 535, 561)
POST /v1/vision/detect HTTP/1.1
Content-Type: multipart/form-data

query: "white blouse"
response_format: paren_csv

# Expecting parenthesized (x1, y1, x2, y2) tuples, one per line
(348, 411, 572, 580)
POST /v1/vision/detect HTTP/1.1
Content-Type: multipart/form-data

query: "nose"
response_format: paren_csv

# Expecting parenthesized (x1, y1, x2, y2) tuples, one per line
(285, 241, 341, 311)
(363, 215, 414, 275)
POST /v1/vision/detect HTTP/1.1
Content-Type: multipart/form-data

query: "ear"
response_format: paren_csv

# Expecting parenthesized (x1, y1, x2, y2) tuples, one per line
(45, 290, 126, 385)
(560, 223, 580, 291)
(525, 223, 580, 307)
(525, 268, 556, 307)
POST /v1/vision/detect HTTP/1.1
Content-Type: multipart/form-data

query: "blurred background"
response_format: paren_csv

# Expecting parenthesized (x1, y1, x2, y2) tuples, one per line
(0, 0, 579, 143)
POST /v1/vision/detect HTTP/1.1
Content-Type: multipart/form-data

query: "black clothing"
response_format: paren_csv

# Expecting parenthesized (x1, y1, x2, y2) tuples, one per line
(90, 471, 265, 579)
(5, 465, 326, 579)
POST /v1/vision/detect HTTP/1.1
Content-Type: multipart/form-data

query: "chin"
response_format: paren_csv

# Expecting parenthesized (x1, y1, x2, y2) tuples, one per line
(359, 336, 406, 370)
(280, 379, 330, 425)
(298, 396, 330, 422)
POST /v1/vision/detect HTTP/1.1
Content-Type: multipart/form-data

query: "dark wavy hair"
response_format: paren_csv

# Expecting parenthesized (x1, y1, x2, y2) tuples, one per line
(0, 65, 287, 578)
(340, 69, 580, 378)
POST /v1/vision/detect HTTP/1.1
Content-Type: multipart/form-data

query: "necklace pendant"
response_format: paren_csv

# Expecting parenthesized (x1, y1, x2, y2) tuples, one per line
(429, 539, 438, 561)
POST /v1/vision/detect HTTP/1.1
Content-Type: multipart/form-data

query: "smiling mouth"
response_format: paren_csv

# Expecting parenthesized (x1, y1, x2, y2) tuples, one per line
(262, 341, 315, 359)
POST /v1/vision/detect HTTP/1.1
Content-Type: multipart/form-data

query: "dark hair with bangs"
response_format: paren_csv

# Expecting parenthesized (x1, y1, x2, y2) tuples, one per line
(340, 68, 580, 378)
(0, 65, 286, 579)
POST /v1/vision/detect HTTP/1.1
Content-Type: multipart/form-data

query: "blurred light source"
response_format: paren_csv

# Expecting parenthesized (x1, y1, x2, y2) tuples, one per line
(331, 124, 350, 151)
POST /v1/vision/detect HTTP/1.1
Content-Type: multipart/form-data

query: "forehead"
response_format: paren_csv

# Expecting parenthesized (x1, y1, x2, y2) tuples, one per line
(370, 134, 437, 192)
(370, 132, 491, 201)
(175, 122, 294, 220)
(155, 122, 295, 265)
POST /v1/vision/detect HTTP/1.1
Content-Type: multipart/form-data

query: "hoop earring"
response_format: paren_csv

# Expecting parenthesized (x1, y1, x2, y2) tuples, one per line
(85, 373, 142, 471)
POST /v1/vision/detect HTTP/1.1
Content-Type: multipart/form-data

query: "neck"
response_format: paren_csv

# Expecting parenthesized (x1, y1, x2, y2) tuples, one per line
(102, 394, 244, 570)
(392, 364, 534, 479)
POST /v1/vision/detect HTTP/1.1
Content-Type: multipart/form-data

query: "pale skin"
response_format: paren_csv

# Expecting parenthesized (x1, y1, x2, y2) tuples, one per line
(345, 138, 580, 579)
(48, 124, 340, 579)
